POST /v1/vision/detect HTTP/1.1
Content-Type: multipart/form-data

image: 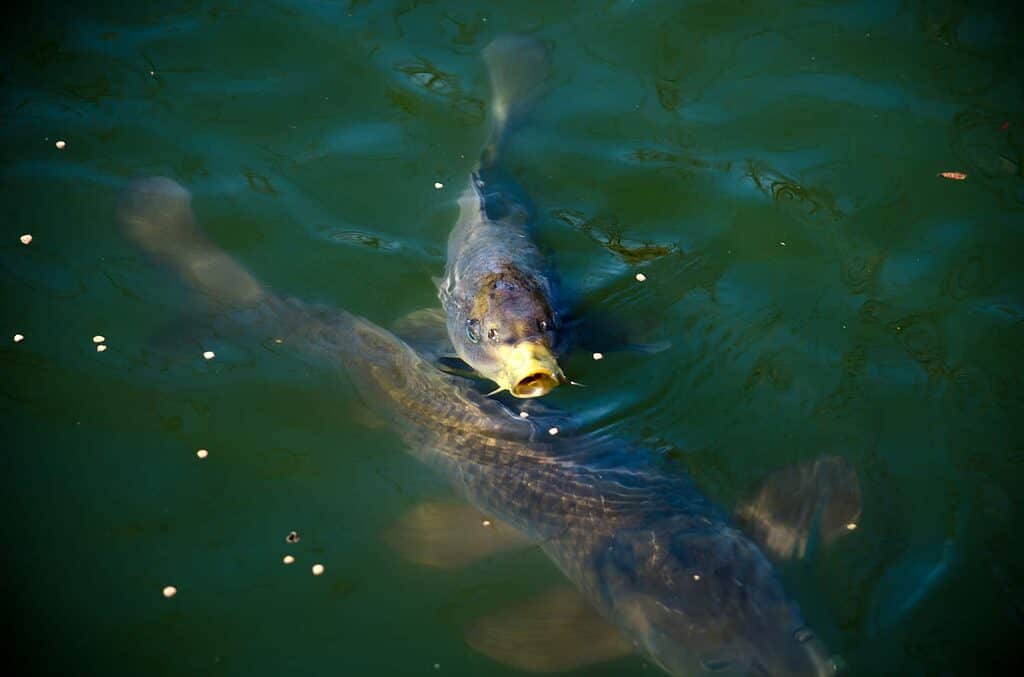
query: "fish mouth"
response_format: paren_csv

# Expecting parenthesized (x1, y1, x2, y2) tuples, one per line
(512, 371, 560, 398)
(497, 342, 564, 398)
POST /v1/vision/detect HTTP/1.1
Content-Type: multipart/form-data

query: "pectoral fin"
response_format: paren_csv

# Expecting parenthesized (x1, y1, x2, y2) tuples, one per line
(736, 455, 862, 561)
(566, 309, 671, 359)
(465, 586, 633, 673)
(383, 501, 530, 569)
(436, 355, 479, 380)
(391, 307, 454, 361)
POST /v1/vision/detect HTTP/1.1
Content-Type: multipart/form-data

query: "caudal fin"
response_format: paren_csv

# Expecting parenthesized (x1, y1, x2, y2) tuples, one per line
(117, 177, 264, 307)
(482, 35, 552, 165)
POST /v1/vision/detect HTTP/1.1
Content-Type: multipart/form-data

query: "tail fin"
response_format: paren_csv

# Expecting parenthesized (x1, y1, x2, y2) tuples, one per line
(481, 35, 552, 166)
(117, 177, 265, 307)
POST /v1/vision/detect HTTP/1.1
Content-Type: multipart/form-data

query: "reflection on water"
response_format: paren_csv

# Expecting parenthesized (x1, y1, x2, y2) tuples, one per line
(2, 1, 1022, 675)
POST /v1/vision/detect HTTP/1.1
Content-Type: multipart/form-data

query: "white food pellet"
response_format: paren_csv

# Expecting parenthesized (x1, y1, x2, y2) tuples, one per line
(846, 522, 857, 531)
(13, 334, 24, 343)
(548, 427, 559, 436)
(433, 181, 444, 189)
(635, 272, 647, 282)
(162, 585, 177, 598)
(693, 574, 701, 581)
(311, 563, 325, 576)
(203, 350, 215, 360)
(592, 352, 604, 360)
(196, 449, 208, 459)
(780, 241, 787, 246)
(19, 234, 32, 245)
(55, 140, 67, 150)
(518, 411, 529, 418)
(96, 344, 108, 353)
(481, 520, 492, 527)
(92, 335, 105, 344)
(282, 555, 295, 565)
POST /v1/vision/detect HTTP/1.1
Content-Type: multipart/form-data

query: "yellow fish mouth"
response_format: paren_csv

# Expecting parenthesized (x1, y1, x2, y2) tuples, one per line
(496, 341, 564, 398)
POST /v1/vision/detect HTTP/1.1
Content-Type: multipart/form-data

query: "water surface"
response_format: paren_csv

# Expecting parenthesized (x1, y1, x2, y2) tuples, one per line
(2, 1, 1022, 675)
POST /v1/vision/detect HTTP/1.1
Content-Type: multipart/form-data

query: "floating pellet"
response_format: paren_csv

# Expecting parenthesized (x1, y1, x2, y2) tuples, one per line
(55, 140, 67, 150)
(286, 531, 300, 543)
(311, 563, 325, 576)
(592, 352, 604, 360)
(845, 522, 857, 531)
(162, 585, 177, 598)
(282, 555, 295, 565)
(548, 427, 559, 436)
(481, 520, 492, 527)
(518, 411, 529, 418)
(203, 350, 215, 360)
(13, 333, 24, 343)
(93, 335, 105, 344)
(433, 181, 444, 189)
(196, 449, 208, 459)
(19, 234, 32, 245)
(635, 272, 647, 282)
(96, 344, 108, 353)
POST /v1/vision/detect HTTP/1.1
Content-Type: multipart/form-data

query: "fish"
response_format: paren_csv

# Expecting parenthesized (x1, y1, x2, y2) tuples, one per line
(438, 36, 566, 398)
(119, 177, 858, 676)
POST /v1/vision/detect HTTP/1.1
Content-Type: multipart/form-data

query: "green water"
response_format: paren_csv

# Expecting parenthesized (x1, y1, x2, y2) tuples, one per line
(2, 1, 1022, 675)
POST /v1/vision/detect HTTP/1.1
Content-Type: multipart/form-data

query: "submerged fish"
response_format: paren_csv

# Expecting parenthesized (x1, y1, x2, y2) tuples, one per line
(439, 36, 565, 398)
(119, 177, 858, 676)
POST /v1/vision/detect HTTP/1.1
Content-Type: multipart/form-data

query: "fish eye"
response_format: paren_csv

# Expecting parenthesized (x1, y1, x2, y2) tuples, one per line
(487, 327, 498, 341)
(466, 318, 481, 343)
(538, 319, 549, 332)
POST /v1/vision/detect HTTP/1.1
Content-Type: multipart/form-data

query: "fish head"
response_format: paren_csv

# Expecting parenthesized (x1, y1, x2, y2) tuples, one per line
(454, 271, 564, 397)
(600, 524, 841, 677)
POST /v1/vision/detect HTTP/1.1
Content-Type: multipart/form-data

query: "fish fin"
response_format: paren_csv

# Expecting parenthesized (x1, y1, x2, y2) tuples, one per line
(434, 356, 484, 382)
(465, 586, 633, 673)
(481, 35, 552, 165)
(567, 309, 671, 358)
(383, 501, 531, 570)
(625, 339, 673, 355)
(735, 455, 862, 561)
(118, 177, 265, 307)
(391, 306, 454, 361)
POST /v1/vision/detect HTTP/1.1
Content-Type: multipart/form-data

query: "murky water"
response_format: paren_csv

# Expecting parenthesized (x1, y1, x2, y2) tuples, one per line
(2, 1, 1022, 675)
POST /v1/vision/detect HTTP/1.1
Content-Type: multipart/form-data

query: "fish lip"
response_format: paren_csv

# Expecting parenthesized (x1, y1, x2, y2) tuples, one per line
(510, 370, 560, 398)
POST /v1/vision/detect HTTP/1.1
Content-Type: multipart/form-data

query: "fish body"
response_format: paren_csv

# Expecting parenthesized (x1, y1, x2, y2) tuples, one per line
(439, 36, 565, 398)
(120, 178, 840, 676)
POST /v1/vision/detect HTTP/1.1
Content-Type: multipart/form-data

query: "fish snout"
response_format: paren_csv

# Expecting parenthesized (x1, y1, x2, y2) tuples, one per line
(499, 342, 564, 398)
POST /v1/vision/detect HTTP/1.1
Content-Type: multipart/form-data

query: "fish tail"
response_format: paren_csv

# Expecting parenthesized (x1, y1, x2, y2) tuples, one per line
(481, 35, 552, 167)
(117, 177, 265, 307)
